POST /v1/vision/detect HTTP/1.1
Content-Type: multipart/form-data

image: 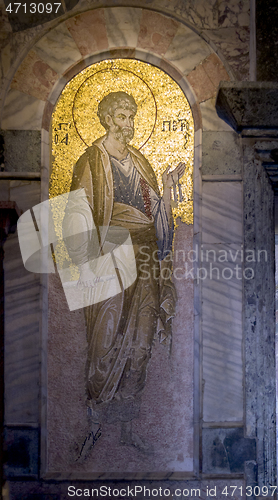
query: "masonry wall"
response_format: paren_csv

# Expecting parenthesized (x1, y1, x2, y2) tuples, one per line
(1, 0, 276, 498)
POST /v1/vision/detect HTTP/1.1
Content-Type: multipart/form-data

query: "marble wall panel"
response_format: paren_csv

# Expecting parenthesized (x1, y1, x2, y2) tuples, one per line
(0, 23, 43, 89)
(187, 54, 230, 103)
(202, 53, 230, 87)
(65, 10, 109, 57)
(164, 24, 212, 76)
(201, 180, 243, 422)
(202, 181, 243, 245)
(1, 131, 41, 172)
(202, 27, 250, 81)
(11, 50, 58, 101)
(202, 131, 242, 175)
(4, 181, 41, 424)
(1, 90, 45, 130)
(137, 10, 179, 56)
(200, 98, 233, 132)
(173, 0, 219, 29)
(201, 246, 243, 422)
(104, 7, 142, 48)
(187, 64, 216, 103)
(33, 24, 81, 76)
(218, 0, 250, 28)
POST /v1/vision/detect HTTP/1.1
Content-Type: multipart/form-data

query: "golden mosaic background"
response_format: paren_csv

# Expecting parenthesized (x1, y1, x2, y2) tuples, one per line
(50, 59, 194, 275)
(50, 58, 194, 217)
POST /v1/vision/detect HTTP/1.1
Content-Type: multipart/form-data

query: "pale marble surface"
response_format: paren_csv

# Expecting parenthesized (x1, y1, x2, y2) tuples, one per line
(178, 77, 199, 109)
(218, 0, 250, 28)
(201, 180, 243, 422)
(186, 53, 229, 103)
(0, 23, 43, 88)
(65, 10, 109, 57)
(104, 7, 142, 48)
(11, 49, 58, 101)
(202, 131, 242, 175)
(202, 181, 243, 244)
(1, 89, 44, 130)
(164, 24, 212, 76)
(134, 49, 162, 68)
(48, 76, 67, 106)
(137, 9, 179, 56)
(4, 181, 41, 424)
(34, 24, 82, 75)
(202, 27, 250, 81)
(202, 242, 243, 422)
(200, 97, 233, 131)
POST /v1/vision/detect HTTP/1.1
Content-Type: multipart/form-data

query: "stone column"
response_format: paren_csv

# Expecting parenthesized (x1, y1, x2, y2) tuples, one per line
(216, 82, 278, 492)
(0, 202, 20, 493)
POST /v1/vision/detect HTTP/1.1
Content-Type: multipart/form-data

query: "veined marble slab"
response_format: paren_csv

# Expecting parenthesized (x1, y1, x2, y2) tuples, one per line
(202, 181, 243, 244)
(65, 10, 109, 57)
(104, 7, 142, 48)
(201, 180, 243, 423)
(202, 131, 242, 175)
(11, 49, 58, 101)
(4, 181, 41, 424)
(200, 98, 234, 131)
(164, 24, 212, 76)
(203, 27, 249, 81)
(218, 0, 250, 28)
(34, 23, 82, 75)
(137, 10, 179, 56)
(1, 90, 44, 130)
(187, 53, 229, 103)
(201, 243, 243, 422)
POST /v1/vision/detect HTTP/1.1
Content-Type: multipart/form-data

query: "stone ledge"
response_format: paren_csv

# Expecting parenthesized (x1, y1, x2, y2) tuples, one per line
(216, 82, 278, 131)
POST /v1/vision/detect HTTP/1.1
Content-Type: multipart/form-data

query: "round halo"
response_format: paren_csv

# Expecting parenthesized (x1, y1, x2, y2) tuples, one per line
(72, 67, 157, 150)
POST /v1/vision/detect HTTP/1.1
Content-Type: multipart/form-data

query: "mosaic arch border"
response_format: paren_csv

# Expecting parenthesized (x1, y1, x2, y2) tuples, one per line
(0, 5, 232, 479)
(39, 47, 203, 480)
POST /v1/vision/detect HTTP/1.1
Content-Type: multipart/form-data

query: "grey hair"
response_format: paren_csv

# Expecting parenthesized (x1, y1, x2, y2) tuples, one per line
(97, 91, 137, 130)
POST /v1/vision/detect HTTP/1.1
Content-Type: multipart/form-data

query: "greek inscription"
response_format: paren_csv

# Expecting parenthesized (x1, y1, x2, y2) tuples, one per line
(162, 118, 189, 149)
(162, 120, 171, 132)
(162, 119, 189, 133)
(54, 123, 71, 145)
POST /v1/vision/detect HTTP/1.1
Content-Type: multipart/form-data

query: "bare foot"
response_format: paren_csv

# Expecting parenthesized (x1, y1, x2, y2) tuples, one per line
(120, 421, 153, 454)
(75, 425, 102, 462)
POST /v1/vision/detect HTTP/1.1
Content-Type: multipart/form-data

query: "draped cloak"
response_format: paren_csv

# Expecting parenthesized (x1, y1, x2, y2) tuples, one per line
(66, 136, 176, 420)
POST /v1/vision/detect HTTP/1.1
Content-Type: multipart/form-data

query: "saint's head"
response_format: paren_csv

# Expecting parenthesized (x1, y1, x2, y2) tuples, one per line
(97, 92, 137, 145)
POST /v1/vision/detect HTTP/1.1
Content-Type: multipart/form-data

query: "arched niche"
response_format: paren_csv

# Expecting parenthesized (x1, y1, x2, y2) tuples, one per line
(0, 5, 233, 480)
(42, 52, 201, 479)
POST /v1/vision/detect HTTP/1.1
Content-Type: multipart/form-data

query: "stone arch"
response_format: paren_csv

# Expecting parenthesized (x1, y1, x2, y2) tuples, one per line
(1, 6, 231, 132)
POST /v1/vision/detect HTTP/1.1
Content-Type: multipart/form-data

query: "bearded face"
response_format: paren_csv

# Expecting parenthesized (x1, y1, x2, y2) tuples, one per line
(106, 107, 135, 144)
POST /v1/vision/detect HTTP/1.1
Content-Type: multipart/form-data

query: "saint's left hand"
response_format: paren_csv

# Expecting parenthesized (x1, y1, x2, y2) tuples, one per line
(162, 162, 186, 189)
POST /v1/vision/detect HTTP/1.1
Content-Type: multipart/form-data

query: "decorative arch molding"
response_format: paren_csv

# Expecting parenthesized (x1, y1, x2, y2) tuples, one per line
(0, 6, 231, 131)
